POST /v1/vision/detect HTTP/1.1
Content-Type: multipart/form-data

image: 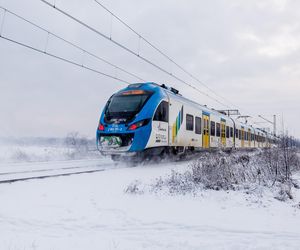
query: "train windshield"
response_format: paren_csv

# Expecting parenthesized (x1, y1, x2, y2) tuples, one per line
(105, 90, 153, 122)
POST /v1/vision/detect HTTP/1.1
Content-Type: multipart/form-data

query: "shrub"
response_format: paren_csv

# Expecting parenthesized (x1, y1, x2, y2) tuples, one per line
(149, 148, 300, 195)
(11, 149, 31, 162)
(64, 132, 94, 159)
(151, 170, 197, 195)
(125, 180, 144, 194)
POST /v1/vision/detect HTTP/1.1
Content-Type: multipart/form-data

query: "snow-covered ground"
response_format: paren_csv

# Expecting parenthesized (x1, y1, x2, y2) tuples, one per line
(1, 155, 300, 250)
(0, 144, 86, 163)
(0, 137, 98, 163)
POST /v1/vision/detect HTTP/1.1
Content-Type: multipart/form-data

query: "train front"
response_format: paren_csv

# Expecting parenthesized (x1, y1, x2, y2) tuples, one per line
(96, 83, 162, 158)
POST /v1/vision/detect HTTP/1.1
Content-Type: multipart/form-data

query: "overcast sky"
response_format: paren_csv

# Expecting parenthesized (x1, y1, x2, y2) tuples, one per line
(0, 0, 299, 139)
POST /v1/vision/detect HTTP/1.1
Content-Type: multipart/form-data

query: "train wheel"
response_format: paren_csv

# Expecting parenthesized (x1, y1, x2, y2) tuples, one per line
(111, 154, 121, 162)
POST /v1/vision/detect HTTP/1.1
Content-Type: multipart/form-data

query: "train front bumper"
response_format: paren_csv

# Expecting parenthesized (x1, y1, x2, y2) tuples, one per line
(96, 133, 136, 156)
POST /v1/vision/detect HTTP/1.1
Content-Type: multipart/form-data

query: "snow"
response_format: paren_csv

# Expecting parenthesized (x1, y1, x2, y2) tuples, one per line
(0, 137, 97, 163)
(0, 158, 116, 182)
(0, 144, 70, 163)
(0, 155, 300, 250)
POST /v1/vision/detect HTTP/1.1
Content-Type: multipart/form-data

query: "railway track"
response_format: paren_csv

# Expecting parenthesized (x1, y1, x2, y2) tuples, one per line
(0, 168, 108, 184)
(0, 164, 113, 176)
(0, 153, 205, 184)
(0, 159, 116, 184)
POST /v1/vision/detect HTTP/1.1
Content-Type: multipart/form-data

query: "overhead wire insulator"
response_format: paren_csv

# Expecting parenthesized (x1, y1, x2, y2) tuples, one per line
(44, 32, 50, 53)
(109, 13, 113, 40)
(137, 35, 141, 56)
(81, 50, 86, 67)
(0, 8, 6, 37)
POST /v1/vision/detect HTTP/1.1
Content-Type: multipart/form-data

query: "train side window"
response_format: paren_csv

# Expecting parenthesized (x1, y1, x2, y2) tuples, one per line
(226, 126, 229, 138)
(186, 114, 194, 131)
(216, 123, 220, 137)
(210, 121, 216, 136)
(230, 127, 233, 137)
(153, 101, 169, 122)
(238, 130, 241, 140)
(235, 128, 238, 138)
(195, 117, 202, 134)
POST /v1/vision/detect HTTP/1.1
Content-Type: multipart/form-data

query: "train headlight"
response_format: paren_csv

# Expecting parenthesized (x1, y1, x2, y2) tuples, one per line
(128, 119, 150, 131)
(98, 123, 105, 131)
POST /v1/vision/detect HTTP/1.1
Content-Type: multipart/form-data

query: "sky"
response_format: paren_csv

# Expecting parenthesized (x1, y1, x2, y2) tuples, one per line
(0, 0, 299, 139)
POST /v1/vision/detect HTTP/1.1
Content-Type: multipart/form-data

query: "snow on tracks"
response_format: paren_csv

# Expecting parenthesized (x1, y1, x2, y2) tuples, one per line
(0, 158, 115, 184)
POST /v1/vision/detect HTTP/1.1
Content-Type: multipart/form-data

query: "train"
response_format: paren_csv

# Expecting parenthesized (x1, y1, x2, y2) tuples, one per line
(96, 82, 276, 160)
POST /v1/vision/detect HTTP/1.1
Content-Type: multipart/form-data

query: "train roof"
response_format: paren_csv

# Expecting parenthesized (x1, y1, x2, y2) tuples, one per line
(124, 82, 273, 136)
(128, 82, 234, 121)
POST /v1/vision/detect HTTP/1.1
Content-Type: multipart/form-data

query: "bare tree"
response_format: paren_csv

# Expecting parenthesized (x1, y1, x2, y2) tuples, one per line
(64, 132, 90, 159)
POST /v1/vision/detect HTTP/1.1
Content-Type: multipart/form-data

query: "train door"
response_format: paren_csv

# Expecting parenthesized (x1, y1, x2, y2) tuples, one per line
(147, 100, 169, 148)
(221, 119, 226, 147)
(241, 127, 245, 147)
(248, 129, 251, 147)
(202, 113, 210, 148)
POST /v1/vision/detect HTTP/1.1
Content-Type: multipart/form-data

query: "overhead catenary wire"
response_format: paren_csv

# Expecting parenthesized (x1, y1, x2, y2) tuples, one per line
(39, 0, 232, 109)
(95, 1, 270, 122)
(93, 0, 238, 109)
(0, 6, 277, 131)
(0, 35, 131, 84)
(0, 7, 132, 84)
(0, 6, 145, 82)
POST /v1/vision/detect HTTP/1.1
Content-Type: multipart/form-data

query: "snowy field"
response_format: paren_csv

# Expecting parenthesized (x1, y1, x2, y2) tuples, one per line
(0, 143, 300, 250)
(0, 136, 98, 163)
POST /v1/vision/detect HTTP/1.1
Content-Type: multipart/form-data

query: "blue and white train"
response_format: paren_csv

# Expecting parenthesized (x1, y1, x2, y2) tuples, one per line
(96, 82, 276, 159)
